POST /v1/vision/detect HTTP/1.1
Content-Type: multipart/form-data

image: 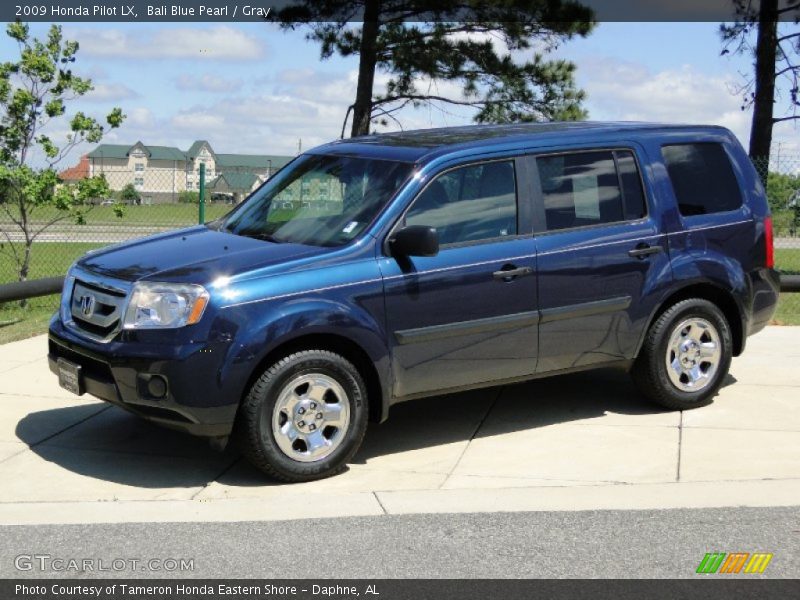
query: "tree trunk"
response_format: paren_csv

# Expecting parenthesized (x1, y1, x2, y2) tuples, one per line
(17, 240, 32, 308)
(350, 0, 381, 138)
(18, 196, 31, 308)
(748, 0, 779, 165)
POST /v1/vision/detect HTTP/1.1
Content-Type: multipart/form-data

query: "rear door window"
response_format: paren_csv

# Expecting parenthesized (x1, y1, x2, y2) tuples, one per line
(535, 150, 646, 232)
(661, 143, 742, 216)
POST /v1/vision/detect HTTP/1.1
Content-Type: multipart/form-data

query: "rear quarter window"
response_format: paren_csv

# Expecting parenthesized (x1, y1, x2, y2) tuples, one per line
(661, 143, 743, 216)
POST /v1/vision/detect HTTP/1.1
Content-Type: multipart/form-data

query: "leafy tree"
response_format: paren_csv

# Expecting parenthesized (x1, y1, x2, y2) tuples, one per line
(766, 170, 800, 235)
(118, 183, 141, 204)
(278, 0, 594, 137)
(766, 170, 800, 211)
(0, 22, 125, 290)
(721, 0, 800, 164)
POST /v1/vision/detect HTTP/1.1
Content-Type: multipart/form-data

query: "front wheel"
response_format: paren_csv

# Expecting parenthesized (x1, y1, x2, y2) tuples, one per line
(631, 298, 732, 410)
(235, 350, 369, 482)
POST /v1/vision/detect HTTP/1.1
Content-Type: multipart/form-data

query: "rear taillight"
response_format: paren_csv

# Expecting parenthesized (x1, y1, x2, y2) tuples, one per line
(764, 215, 774, 269)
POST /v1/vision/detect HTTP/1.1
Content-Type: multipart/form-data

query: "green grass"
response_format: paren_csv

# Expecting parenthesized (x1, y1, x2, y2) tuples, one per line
(8, 203, 232, 226)
(0, 295, 58, 345)
(776, 250, 800, 323)
(775, 248, 800, 275)
(772, 294, 800, 326)
(1, 242, 103, 283)
(0, 242, 97, 344)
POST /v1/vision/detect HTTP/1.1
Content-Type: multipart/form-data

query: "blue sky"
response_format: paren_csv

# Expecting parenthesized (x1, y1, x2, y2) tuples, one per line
(1, 21, 798, 166)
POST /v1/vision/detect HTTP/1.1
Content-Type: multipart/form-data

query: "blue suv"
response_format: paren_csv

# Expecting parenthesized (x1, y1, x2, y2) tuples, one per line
(48, 123, 780, 482)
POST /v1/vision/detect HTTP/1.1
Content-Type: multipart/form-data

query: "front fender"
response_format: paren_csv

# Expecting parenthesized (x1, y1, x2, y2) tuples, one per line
(219, 295, 392, 418)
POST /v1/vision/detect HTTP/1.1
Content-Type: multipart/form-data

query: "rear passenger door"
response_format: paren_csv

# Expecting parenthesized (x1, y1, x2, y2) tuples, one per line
(528, 147, 672, 373)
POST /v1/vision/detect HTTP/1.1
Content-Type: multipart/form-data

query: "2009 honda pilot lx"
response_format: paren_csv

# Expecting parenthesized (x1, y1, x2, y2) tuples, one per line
(49, 122, 780, 482)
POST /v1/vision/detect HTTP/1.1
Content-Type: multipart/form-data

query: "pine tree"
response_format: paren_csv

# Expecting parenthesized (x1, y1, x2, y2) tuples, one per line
(278, 0, 595, 137)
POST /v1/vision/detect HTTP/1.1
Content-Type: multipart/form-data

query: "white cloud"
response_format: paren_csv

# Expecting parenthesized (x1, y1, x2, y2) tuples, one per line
(84, 82, 138, 102)
(175, 74, 243, 93)
(70, 26, 266, 61)
(578, 58, 752, 146)
(124, 107, 156, 128)
(58, 67, 500, 159)
(168, 93, 347, 155)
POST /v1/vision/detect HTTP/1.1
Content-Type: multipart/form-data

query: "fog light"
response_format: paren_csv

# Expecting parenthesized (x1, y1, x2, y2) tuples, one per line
(146, 375, 168, 399)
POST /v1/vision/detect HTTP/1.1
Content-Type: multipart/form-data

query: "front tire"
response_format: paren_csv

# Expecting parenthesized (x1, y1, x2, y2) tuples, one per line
(631, 298, 732, 410)
(235, 350, 368, 482)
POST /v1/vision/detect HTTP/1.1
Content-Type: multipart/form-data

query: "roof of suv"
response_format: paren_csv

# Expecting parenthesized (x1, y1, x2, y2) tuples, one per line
(312, 121, 730, 163)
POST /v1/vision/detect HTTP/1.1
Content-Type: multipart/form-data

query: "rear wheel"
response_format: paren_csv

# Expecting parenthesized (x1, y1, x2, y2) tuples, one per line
(631, 298, 732, 410)
(235, 350, 368, 482)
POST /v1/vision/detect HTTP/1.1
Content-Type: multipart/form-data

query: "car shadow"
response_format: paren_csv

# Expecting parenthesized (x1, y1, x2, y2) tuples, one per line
(16, 369, 737, 490)
(351, 369, 737, 465)
(15, 405, 238, 490)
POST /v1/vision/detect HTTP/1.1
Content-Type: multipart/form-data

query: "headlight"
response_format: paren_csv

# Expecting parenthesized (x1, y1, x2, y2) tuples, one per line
(122, 282, 209, 329)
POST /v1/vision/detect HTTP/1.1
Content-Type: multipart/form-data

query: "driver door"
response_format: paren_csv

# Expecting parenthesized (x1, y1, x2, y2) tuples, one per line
(378, 158, 538, 399)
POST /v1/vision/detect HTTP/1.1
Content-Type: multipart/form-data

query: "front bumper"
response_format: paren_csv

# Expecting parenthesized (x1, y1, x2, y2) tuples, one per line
(48, 326, 239, 438)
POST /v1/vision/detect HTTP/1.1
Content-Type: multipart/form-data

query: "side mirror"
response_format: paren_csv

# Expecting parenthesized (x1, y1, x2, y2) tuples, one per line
(389, 225, 439, 257)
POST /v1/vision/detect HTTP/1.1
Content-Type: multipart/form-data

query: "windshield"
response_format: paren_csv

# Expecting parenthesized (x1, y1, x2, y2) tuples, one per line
(221, 154, 413, 247)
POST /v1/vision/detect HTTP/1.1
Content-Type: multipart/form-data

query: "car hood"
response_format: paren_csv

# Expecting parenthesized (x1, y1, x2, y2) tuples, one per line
(76, 226, 334, 284)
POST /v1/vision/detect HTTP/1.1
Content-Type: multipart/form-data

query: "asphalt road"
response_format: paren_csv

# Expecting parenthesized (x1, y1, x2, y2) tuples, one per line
(0, 507, 797, 579)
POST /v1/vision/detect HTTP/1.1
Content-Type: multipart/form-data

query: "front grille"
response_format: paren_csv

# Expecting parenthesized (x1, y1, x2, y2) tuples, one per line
(67, 275, 129, 342)
(72, 315, 119, 338)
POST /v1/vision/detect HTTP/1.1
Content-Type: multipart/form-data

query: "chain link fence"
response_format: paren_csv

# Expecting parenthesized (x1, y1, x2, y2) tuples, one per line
(0, 162, 255, 286)
(0, 159, 259, 338)
(1, 147, 799, 337)
(752, 153, 800, 325)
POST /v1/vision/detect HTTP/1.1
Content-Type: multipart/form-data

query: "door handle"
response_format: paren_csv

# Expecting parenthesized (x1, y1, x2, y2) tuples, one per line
(628, 243, 663, 259)
(493, 265, 533, 281)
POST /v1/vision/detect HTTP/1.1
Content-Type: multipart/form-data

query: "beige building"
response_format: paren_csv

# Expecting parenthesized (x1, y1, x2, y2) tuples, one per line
(85, 140, 292, 204)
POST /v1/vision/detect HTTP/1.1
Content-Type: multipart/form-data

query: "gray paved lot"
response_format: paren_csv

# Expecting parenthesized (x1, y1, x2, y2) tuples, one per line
(1, 507, 797, 578)
(1, 328, 799, 525)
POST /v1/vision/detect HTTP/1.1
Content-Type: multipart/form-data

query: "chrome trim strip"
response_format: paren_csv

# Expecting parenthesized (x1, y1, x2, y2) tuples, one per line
(382, 254, 536, 280)
(539, 296, 632, 324)
(537, 234, 658, 257)
(394, 310, 540, 345)
(222, 278, 384, 308)
(667, 219, 752, 235)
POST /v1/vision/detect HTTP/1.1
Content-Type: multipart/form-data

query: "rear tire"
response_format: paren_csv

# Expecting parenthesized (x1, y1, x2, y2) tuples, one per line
(235, 350, 368, 482)
(631, 298, 732, 410)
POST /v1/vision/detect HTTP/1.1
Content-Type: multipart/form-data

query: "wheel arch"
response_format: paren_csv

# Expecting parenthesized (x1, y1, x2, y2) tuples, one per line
(239, 331, 389, 425)
(640, 282, 746, 357)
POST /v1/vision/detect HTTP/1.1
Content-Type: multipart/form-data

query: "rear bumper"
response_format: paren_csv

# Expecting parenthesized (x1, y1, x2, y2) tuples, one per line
(748, 268, 780, 336)
(47, 328, 238, 438)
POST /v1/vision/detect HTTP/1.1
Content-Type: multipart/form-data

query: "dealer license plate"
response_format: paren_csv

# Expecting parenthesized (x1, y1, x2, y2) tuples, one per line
(57, 358, 83, 396)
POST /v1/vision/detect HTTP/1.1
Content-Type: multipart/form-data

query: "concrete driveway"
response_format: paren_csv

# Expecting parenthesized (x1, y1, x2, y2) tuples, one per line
(0, 327, 798, 526)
